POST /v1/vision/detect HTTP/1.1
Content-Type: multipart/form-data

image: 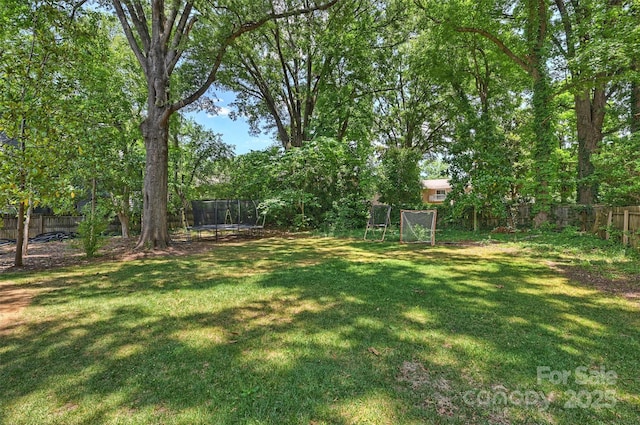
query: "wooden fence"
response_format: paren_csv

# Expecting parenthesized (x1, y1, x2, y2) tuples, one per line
(464, 204, 596, 230)
(450, 204, 639, 250)
(0, 215, 83, 240)
(592, 206, 640, 249)
(0, 213, 191, 240)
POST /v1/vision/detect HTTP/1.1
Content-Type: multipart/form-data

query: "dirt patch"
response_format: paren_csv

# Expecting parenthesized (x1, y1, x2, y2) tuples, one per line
(397, 361, 459, 417)
(0, 283, 35, 333)
(397, 361, 433, 389)
(0, 236, 230, 274)
(546, 261, 640, 305)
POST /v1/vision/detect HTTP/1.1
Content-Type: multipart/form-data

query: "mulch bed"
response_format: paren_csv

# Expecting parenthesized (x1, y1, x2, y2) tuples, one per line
(0, 236, 215, 274)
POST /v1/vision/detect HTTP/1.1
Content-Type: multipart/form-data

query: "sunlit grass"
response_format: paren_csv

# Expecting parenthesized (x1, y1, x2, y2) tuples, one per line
(1, 235, 638, 424)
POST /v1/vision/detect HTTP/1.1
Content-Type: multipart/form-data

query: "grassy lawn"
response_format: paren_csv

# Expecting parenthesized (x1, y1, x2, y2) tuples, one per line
(1, 234, 638, 424)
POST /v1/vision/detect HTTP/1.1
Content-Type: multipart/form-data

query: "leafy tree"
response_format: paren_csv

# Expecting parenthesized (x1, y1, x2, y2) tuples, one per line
(372, 32, 449, 154)
(550, 0, 634, 205)
(377, 146, 422, 210)
(66, 13, 148, 239)
(219, 137, 374, 229)
(108, 0, 338, 249)
(417, 0, 556, 223)
(168, 116, 233, 228)
(420, 157, 449, 179)
(0, 0, 93, 266)
(407, 3, 531, 227)
(593, 134, 640, 205)
(215, 0, 382, 149)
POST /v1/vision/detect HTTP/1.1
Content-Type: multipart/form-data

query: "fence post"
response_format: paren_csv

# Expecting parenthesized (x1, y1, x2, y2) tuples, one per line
(605, 210, 613, 240)
(623, 210, 630, 246)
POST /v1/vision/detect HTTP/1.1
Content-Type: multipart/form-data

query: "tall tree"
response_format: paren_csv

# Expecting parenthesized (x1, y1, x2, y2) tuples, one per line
(418, 0, 556, 222)
(0, 0, 89, 266)
(65, 14, 147, 239)
(168, 116, 233, 228)
(216, 0, 379, 149)
(372, 40, 449, 153)
(412, 17, 530, 226)
(550, 0, 630, 205)
(109, 0, 338, 249)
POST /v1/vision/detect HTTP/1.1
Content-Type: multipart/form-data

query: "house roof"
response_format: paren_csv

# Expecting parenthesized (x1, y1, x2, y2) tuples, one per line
(421, 179, 451, 190)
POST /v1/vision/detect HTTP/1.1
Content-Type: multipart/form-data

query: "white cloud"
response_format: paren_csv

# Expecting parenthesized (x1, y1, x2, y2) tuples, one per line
(207, 106, 231, 118)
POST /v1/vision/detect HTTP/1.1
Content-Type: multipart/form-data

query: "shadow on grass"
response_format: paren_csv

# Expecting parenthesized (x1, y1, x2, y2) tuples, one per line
(0, 238, 638, 424)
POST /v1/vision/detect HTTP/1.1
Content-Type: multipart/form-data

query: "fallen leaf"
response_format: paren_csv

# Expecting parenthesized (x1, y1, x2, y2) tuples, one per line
(368, 347, 380, 356)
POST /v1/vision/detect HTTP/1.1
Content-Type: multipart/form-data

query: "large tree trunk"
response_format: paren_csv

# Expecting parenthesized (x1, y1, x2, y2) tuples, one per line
(575, 87, 605, 205)
(135, 9, 172, 250)
(138, 111, 171, 249)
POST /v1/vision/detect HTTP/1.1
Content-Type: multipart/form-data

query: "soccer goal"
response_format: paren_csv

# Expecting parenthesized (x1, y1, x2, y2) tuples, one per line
(400, 210, 437, 245)
(364, 204, 391, 241)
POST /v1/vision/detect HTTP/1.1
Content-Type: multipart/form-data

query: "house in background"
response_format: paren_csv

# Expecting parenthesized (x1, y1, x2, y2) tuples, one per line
(421, 179, 451, 204)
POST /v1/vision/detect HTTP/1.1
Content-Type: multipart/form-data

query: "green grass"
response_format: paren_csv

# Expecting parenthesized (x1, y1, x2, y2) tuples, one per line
(1, 235, 638, 424)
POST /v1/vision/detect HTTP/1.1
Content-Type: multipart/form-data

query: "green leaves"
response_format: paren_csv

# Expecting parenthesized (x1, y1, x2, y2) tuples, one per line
(216, 0, 380, 147)
(593, 134, 640, 206)
(377, 146, 423, 209)
(217, 137, 374, 229)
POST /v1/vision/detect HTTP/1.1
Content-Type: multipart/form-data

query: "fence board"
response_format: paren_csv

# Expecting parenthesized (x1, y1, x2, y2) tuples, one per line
(0, 215, 82, 239)
(593, 206, 640, 249)
(1, 213, 191, 239)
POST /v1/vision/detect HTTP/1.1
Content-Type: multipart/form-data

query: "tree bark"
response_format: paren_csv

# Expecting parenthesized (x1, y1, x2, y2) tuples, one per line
(631, 65, 640, 133)
(117, 211, 131, 238)
(134, 0, 173, 249)
(22, 198, 33, 257)
(113, 185, 131, 238)
(575, 87, 605, 204)
(138, 109, 171, 249)
(14, 201, 25, 267)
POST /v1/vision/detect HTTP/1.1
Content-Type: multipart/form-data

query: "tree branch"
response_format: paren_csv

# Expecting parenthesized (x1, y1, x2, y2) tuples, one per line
(166, 1, 195, 74)
(171, 0, 339, 112)
(163, 0, 182, 46)
(241, 53, 291, 145)
(112, 0, 148, 72)
(553, 0, 575, 58)
(456, 26, 533, 75)
(122, 0, 151, 53)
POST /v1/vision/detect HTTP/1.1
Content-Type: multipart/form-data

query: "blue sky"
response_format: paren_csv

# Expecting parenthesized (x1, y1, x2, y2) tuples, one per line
(187, 90, 276, 155)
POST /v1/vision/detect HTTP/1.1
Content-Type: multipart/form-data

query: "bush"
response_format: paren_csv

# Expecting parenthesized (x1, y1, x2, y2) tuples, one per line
(77, 204, 110, 257)
(221, 138, 375, 229)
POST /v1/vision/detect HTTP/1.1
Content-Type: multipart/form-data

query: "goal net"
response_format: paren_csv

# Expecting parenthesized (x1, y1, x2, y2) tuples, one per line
(400, 210, 437, 245)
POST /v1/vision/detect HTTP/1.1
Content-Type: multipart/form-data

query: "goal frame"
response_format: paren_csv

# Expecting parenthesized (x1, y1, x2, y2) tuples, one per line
(400, 209, 437, 246)
(363, 204, 392, 242)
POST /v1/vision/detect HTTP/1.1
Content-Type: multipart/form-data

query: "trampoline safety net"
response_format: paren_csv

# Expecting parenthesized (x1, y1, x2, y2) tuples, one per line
(190, 200, 265, 240)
